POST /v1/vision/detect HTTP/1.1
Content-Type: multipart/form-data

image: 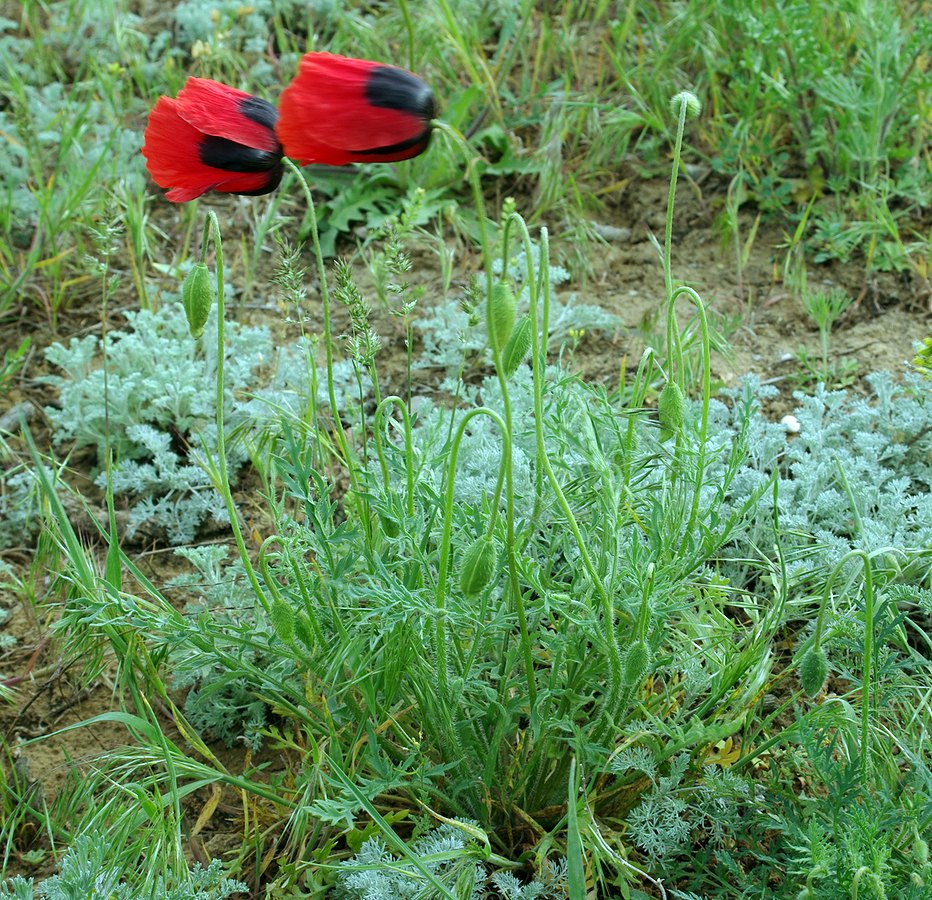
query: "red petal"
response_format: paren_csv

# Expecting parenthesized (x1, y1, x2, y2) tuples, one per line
(142, 97, 276, 202)
(277, 52, 433, 165)
(174, 77, 280, 152)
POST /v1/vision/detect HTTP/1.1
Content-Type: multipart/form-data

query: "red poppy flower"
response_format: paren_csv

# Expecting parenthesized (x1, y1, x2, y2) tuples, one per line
(276, 52, 436, 166)
(143, 78, 284, 202)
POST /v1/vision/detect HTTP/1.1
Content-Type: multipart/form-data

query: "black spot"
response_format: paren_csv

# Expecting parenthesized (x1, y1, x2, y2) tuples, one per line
(239, 95, 279, 130)
(351, 130, 432, 159)
(199, 136, 281, 172)
(365, 66, 436, 120)
(237, 164, 284, 195)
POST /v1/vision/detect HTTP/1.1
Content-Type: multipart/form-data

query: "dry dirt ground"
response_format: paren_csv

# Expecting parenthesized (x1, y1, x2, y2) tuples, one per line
(1, 174, 930, 881)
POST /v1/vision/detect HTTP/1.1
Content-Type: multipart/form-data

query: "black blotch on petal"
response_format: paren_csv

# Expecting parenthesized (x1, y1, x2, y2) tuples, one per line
(365, 67, 437, 120)
(237, 164, 284, 195)
(199, 136, 281, 173)
(351, 130, 433, 159)
(239, 95, 279, 131)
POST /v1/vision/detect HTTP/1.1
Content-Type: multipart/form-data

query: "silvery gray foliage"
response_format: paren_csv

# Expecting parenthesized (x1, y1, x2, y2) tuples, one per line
(335, 824, 568, 900)
(336, 827, 485, 899)
(0, 837, 245, 899)
(39, 301, 271, 543)
(166, 546, 272, 750)
(712, 372, 932, 584)
(241, 336, 371, 421)
(414, 240, 618, 376)
(620, 754, 756, 861)
(0, 470, 38, 549)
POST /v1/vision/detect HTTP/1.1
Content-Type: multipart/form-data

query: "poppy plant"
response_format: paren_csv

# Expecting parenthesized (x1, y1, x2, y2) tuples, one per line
(143, 77, 284, 202)
(275, 52, 436, 166)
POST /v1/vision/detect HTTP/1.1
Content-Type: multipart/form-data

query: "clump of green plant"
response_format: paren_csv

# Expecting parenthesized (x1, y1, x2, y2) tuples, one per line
(794, 285, 856, 385)
(13, 71, 932, 900)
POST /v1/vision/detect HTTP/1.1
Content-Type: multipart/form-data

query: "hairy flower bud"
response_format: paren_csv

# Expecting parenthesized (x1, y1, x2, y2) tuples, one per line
(658, 381, 685, 440)
(459, 535, 497, 597)
(182, 262, 214, 339)
(503, 314, 532, 376)
(489, 281, 516, 355)
(670, 91, 701, 119)
(294, 610, 315, 650)
(623, 640, 652, 686)
(270, 598, 295, 644)
(915, 834, 929, 867)
(799, 646, 829, 697)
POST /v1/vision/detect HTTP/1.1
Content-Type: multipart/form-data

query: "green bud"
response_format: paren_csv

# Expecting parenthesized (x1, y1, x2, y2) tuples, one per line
(799, 646, 829, 697)
(914, 827, 929, 866)
(489, 281, 516, 354)
(182, 262, 214, 339)
(379, 513, 400, 538)
(658, 381, 685, 440)
(623, 640, 652, 686)
(670, 91, 701, 119)
(269, 599, 295, 644)
(459, 535, 497, 597)
(503, 314, 532, 376)
(294, 610, 315, 650)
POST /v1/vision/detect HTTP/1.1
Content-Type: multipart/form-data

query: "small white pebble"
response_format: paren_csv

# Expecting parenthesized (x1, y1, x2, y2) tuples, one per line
(781, 414, 801, 434)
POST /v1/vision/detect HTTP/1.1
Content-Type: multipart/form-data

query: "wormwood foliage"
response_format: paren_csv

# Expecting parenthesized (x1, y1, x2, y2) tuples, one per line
(38, 302, 268, 542)
(0, 841, 245, 899)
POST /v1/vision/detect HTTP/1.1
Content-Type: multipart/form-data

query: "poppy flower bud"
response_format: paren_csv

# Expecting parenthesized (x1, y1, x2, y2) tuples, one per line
(489, 281, 516, 355)
(658, 381, 685, 440)
(670, 91, 702, 119)
(294, 610, 316, 650)
(503, 314, 532, 376)
(143, 78, 283, 202)
(623, 640, 652, 686)
(799, 646, 829, 697)
(459, 535, 497, 597)
(269, 598, 295, 644)
(182, 262, 214, 340)
(276, 52, 436, 166)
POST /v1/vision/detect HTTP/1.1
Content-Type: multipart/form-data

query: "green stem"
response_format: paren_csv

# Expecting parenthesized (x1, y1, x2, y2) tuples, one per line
(435, 407, 516, 701)
(283, 158, 355, 481)
(433, 120, 537, 715)
(397, 0, 416, 73)
(525, 221, 624, 730)
(670, 285, 711, 557)
(374, 395, 416, 518)
(202, 211, 269, 613)
(664, 96, 691, 377)
(812, 547, 906, 785)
